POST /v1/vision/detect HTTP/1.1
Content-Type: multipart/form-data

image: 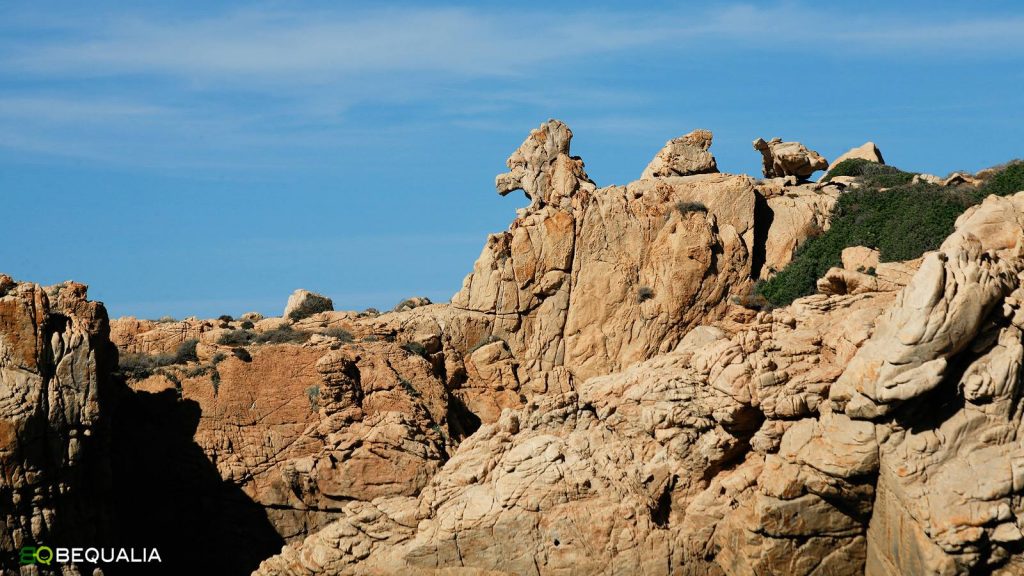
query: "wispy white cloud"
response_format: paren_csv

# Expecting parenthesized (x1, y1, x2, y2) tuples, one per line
(1, 2, 1021, 168)
(8, 4, 1021, 83)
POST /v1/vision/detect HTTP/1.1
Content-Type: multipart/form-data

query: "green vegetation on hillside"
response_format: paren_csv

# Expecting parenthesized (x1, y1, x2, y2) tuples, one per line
(820, 158, 914, 187)
(756, 160, 1024, 307)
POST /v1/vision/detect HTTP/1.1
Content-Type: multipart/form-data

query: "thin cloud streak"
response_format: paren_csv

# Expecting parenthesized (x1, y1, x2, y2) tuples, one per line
(6, 5, 1022, 83)
(1, 2, 1021, 169)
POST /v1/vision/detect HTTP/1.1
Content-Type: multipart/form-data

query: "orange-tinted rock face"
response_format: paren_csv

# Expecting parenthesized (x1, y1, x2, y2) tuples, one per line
(117, 329, 455, 547)
(0, 278, 115, 556)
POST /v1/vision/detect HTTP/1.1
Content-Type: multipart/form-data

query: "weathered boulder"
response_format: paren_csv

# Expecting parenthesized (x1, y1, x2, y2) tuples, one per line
(284, 289, 334, 321)
(825, 141, 885, 175)
(754, 137, 829, 180)
(393, 296, 433, 312)
(641, 129, 718, 179)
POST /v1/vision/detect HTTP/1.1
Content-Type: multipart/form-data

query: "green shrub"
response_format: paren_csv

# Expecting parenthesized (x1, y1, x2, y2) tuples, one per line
(211, 352, 227, 365)
(240, 320, 255, 330)
(973, 161, 1024, 199)
(217, 329, 254, 346)
(174, 339, 199, 364)
(675, 201, 708, 215)
(401, 341, 429, 357)
(218, 325, 310, 346)
(757, 161, 1024, 307)
(306, 385, 321, 410)
(184, 364, 210, 378)
(231, 347, 252, 362)
(217, 314, 234, 323)
(637, 286, 655, 303)
(821, 158, 912, 185)
(470, 335, 503, 353)
(288, 299, 333, 322)
(399, 378, 421, 398)
(255, 325, 310, 344)
(324, 327, 354, 342)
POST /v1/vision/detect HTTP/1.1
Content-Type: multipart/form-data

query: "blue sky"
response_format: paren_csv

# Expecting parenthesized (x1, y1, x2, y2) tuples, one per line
(2, 1, 1022, 319)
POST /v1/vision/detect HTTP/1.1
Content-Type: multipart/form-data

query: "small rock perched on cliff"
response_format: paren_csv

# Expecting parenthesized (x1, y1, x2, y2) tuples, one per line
(641, 129, 719, 179)
(284, 289, 333, 321)
(393, 296, 432, 312)
(825, 141, 885, 174)
(754, 137, 829, 180)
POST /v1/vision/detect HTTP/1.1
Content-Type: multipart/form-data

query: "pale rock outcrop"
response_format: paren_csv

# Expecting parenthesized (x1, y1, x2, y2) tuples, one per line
(912, 173, 945, 186)
(264, 187, 1024, 575)
(263, 275, 900, 575)
(393, 296, 433, 312)
(494, 119, 597, 210)
(913, 172, 984, 188)
(754, 137, 829, 180)
(453, 171, 759, 410)
(825, 142, 885, 175)
(943, 172, 983, 187)
(285, 289, 334, 321)
(758, 181, 841, 278)
(641, 129, 718, 179)
(841, 246, 880, 271)
(110, 315, 214, 354)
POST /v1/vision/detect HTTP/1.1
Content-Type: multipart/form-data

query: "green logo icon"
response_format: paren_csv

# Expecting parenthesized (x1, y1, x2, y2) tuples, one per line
(19, 546, 53, 565)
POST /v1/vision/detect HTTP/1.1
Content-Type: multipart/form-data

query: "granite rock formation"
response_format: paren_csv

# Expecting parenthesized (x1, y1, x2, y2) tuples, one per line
(0, 278, 115, 563)
(642, 129, 719, 179)
(4, 121, 1023, 576)
(754, 137, 829, 180)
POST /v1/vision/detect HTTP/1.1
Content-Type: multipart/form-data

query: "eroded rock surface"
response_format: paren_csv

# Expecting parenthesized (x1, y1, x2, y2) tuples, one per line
(0, 278, 115, 565)
(754, 137, 829, 180)
(13, 120, 1024, 576)
(258, 187, 1024, 575)
(642, 129, 719, 179)
(825, 142, 885, 175)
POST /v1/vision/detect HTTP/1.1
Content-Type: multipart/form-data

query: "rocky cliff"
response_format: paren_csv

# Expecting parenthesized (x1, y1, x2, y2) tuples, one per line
(3, 120, 1023, 575)
(0, 278, 114, 556)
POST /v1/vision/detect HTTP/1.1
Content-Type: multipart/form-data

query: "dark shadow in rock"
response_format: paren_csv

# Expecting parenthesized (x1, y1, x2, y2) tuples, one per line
(751, 192, 774, 280)
(446, 393, 482, 443)
(105, 383, 284, 575)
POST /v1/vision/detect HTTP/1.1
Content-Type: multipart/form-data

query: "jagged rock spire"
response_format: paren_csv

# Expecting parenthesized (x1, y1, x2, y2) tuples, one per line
(495, 119, 594, 209)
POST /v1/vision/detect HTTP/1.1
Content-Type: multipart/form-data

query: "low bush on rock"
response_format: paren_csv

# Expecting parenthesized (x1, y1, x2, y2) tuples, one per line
(637, 286, 655, 303)
(675, 201, 708, 215)
(470, 335, 504, 353)
(821, 158, 913, 186)
(401, 341, 428, 357)
(324, 327, 354, 342)
(217, 326, 311, 346)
